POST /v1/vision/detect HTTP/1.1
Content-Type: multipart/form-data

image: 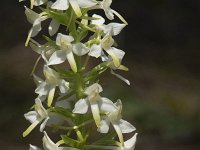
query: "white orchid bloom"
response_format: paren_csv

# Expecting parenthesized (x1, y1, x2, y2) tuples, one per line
(48, 33, 89, 72)
(99, 0, 128, 25)
(98, 100, 136, 144)
(89, 33, 123, 67)
(24, 7, 48, 46)
(48, 33, 77, 72)
(51, 0, 97, 17)
(29, 132, 80, 150)
(23, 98, 49, 137)
(35, 66, 69, 107)
(19, 0, 47, 9)
(91, 14, 126, 36)
(73, 83, 116, 127)
(103, 48, 130, 85)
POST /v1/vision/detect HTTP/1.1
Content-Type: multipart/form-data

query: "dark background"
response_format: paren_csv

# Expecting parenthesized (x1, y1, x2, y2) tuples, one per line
(0, 0, 200, 149)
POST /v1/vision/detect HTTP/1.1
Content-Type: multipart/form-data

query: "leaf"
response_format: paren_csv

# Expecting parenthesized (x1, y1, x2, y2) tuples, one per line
(93, 132, 118, 146)
(61, 135, 81, 148)
(51, 107, 73, 119)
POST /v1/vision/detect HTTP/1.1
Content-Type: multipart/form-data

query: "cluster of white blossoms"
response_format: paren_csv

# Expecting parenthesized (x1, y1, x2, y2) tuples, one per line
(20, 0, 137, 149)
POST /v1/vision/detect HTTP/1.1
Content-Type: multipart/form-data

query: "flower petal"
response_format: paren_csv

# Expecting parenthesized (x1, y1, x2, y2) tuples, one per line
(91, 14, 105, 26)
(49, 19, 60, 36)
(58, 80, 69, 93)
(104, 23, 126, 36)
(68, 0, 82, 17)
(99, 97, 117, 113)
(119, 119, 136, 133)
(43, 131, 58, 149)
(23, 120, 40, 137)
(29, 144, 41, 150)
(76, 0, 97, 8)
(89, 44, 102, 58)
(111, 70, 130, 85)
(48, 50, 67, 66)
(51, 0, 69, 10)
(90, 102, 101, 127)
(98, 118, 110, 133)
(124, 133, 138, 149)
(73, 98, 89, 114)
(66, 51, 77, 73)
(40, 117, 50, 132)
(73, 43, 89, 56)
(112, 123, 124, 144)
(47, 87, 56, 107)
(24, 111, 38, 123)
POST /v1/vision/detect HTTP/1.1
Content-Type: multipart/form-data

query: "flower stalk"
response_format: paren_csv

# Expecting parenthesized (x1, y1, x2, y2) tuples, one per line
(20, 0, 137, 149)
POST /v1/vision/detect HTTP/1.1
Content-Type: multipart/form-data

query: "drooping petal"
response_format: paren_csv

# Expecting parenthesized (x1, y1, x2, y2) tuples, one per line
(24, 111, 38, 123)
(106, 48, 120, 67)
(48, 50, 67, 66)
(51, 0, 69, 10)
(97, 118, 110, 133)
(111, 70, 130, 85)
(29, 144, 41, 150)
(76, 0, 97, 8)
(47, 87, 56, 107)
(73, 43, 89, 56)
(118, 119, 136, 133)
(90, 102, 101, 127)
(66, 51, 77, 73)
(68, 0, 82, 17)
(49, 19, 60, 36)
(73, 98, 89, 114)
(89, 44, 102, 58)
(23, 120, 40, 137)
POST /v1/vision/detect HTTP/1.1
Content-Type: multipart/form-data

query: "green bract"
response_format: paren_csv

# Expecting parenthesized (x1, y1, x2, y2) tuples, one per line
(19, 0, 137, 149)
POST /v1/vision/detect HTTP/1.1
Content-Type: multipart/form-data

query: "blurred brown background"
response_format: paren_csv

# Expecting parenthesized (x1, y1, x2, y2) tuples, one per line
(0, 0, 200, 149)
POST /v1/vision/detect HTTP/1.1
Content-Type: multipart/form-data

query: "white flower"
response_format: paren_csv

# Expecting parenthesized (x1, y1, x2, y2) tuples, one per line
(29, 132, 80, 150)
(35, 66, 69, 107)
(48, 33, 89, 72)
(73, 83, 116, 127)
(98, 100, 136, 144)
(91, 14, 126, 36)
(23, 98, 49, 137)
(19, 0, 48, 9)
(99, 0, 128, 24)
(51, 0, 97, 17)
(89, 33, 123, 68)
(24, 7, 48, 46)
